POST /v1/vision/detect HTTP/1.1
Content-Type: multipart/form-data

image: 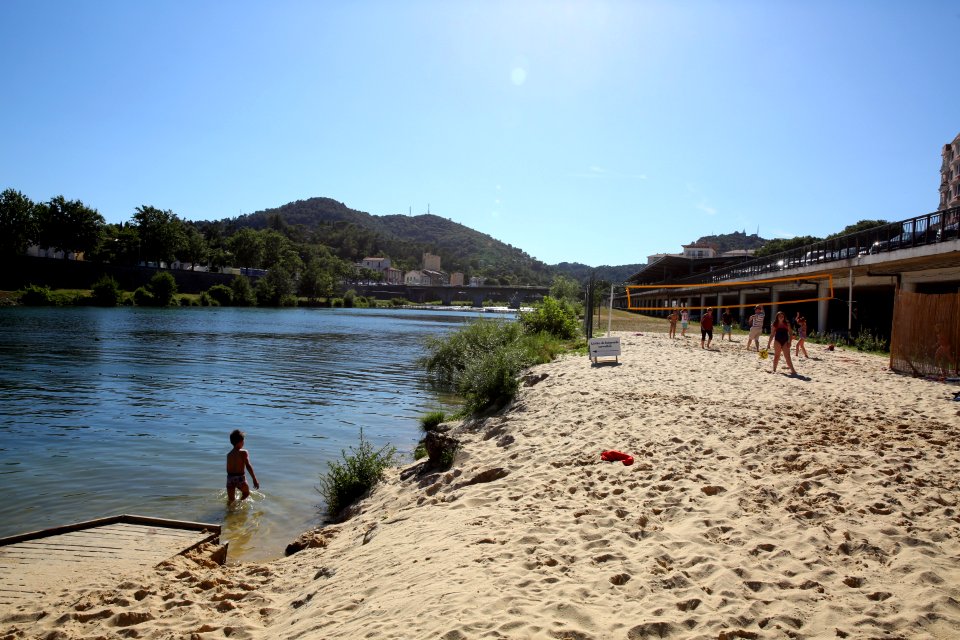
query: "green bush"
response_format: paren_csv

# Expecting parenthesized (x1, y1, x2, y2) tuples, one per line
(91, 275, 122, 307)
(420, 320, 524, 389)
(133, 286, 155, 306)
(854, 329, 888, 353)
(148, 271, 178, 306)
(317, 430, 397, 517)
(199, 291, 219, 306)
(519, 296, 580, 340)
(420, 314, 574, 414)
(419, 411, 446, 431)
(459, 344, 526, 413)
(231, 276, 256, 307)
(391, 297, 409, 306)
(343, 289, 356, 308)
(206, 284, 233, 306)
(19, 284, 54, 306)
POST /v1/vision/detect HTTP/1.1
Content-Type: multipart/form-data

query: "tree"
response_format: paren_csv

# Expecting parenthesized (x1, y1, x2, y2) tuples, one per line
(299, 259, 334, 300)
(754, 235, 823, 258)
(0, 188, 38, 257)
(228, 228, 264, 268)
(261, 229, 303, 274)
(231, 275, 257, 306)
(181, 226, 209, 269)
(36, 195, 105, 258)
(549, 275, 581, 304)
(132, 206, 185, 265)
(826, 220, 890, 239)
(256, 267, 295, 306)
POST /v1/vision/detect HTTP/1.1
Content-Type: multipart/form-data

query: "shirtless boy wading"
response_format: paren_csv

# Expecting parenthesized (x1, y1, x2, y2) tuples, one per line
(227, 429, 259, 503)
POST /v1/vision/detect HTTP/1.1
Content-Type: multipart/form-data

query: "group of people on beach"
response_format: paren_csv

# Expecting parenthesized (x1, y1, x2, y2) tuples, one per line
(668, 304, 809, 376)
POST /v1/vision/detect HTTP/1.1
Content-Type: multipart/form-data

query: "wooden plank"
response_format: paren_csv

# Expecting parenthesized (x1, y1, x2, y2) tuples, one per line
(0, 514, 220, 547)
(0, 515, 222, 607)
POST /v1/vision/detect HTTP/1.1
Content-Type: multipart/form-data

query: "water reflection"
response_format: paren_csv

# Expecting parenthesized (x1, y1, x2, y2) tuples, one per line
(0, 307, 481, 560)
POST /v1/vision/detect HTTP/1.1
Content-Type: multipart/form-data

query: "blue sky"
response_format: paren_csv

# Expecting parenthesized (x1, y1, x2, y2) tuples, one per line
(2, 1, 958, 267)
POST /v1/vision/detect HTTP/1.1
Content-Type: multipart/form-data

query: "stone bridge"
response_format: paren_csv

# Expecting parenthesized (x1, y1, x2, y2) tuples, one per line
(350, 283, 549, 307)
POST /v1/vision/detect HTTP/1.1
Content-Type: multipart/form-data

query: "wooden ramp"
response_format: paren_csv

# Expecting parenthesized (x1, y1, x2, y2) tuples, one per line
(0, 514, 222, 607)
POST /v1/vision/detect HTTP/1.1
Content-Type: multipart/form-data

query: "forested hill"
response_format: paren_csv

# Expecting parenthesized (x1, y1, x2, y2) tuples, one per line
(552, 262, 648, 284)
(221, 197, 554, 285)
(216, 198, 770, 286)
(694, 231, 767, 253)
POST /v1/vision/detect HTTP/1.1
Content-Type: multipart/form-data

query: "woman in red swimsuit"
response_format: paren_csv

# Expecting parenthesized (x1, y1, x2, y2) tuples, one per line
(766, 311, 798, 375)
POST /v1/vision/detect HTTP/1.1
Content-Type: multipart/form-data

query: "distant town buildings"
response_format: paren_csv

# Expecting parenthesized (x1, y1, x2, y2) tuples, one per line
(422, 252, 441, 272)
(360, 257, 391, 272)
(359, 253, 480, 287)
(26, 246, 84, 260)
(384, 267, 403, 284)
(940, 132, 960, 210)
(682, 242, 718, 259)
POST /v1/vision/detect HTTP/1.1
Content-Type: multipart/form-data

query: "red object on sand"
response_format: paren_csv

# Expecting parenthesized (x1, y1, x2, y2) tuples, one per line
(601, 450, 634, 466)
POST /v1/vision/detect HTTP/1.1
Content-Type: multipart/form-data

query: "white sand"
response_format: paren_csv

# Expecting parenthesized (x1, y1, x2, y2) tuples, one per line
(3, 332, 960, 639)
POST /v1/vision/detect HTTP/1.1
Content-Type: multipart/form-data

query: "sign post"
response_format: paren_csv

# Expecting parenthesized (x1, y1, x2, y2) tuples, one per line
(588, 336, 621, 365)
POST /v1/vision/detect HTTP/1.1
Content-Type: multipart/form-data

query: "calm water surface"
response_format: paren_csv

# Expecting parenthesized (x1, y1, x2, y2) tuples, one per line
(0, 307, 491, 561)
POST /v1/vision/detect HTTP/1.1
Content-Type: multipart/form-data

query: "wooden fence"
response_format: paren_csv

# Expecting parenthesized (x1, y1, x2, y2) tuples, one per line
(889, 290, 960, 378)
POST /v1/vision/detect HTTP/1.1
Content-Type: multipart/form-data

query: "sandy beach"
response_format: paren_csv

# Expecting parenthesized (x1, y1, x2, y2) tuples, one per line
(3, 331, 960, 639)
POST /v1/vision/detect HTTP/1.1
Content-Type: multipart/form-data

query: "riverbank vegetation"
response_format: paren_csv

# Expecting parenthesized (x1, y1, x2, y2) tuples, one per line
(420, 289, 583, 414)
(317, 430, 397, 518)
(0, 188, 554, 299)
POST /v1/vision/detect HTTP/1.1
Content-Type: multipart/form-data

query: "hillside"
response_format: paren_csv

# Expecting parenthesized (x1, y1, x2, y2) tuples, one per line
(551, 262, 648, 284)
(693, 231, 767, 253)
(210, 198, 772, 286)
(219, 198, 554, 285)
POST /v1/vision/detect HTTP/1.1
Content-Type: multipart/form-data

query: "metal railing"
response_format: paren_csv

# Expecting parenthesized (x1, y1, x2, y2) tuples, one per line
(665, 205, 960, 286)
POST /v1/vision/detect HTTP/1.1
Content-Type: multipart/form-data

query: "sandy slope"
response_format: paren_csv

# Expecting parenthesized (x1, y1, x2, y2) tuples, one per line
(3, 332, 960, 640)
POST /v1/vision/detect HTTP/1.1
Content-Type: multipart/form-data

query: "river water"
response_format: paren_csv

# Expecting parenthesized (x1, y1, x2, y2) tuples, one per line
(0, 306, 491, 561)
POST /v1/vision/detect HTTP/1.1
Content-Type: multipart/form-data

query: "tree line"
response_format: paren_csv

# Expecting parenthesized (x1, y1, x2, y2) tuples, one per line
(0, 188, 439, 303)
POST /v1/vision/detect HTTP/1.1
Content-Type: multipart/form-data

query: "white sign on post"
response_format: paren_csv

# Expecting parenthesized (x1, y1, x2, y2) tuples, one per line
(588, 337, 621, 364)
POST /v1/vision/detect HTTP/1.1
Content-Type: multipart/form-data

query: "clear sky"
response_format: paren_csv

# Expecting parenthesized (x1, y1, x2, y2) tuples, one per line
(2, 1, 958, 267)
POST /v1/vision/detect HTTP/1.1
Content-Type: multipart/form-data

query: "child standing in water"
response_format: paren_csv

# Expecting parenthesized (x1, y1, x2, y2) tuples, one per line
(227, 429, 259, 503)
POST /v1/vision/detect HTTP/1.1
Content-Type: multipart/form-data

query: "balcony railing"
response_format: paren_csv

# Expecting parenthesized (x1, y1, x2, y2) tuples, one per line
(663, 205, 960, 286)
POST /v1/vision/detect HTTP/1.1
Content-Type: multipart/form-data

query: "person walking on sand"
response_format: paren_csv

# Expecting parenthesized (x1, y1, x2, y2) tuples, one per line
(700, 307, 714, 349)
(227, 429, 259, 504)
(680, 306, 690, 337)
(720, 309, 734, 341)
(667, 307, 679, 339)
(745, 305, 765, 351)
(794, 312, 809, 359)
(767, 311, 798, 375)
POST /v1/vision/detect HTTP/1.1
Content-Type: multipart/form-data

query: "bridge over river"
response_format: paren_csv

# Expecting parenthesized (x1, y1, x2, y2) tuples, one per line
(351, 283, 550, 308)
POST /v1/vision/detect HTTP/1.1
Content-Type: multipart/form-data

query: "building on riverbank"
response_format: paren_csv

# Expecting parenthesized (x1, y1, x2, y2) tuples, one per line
(940, 132, 960, 210)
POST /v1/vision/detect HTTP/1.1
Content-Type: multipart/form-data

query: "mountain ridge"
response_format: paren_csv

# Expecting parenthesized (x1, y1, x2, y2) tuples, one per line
(214, 197, 771, 285)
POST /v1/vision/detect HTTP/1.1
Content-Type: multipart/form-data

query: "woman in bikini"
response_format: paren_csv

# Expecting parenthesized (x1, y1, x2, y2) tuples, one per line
(766, 311, 798, 375)
(794, 312, 809, 359)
